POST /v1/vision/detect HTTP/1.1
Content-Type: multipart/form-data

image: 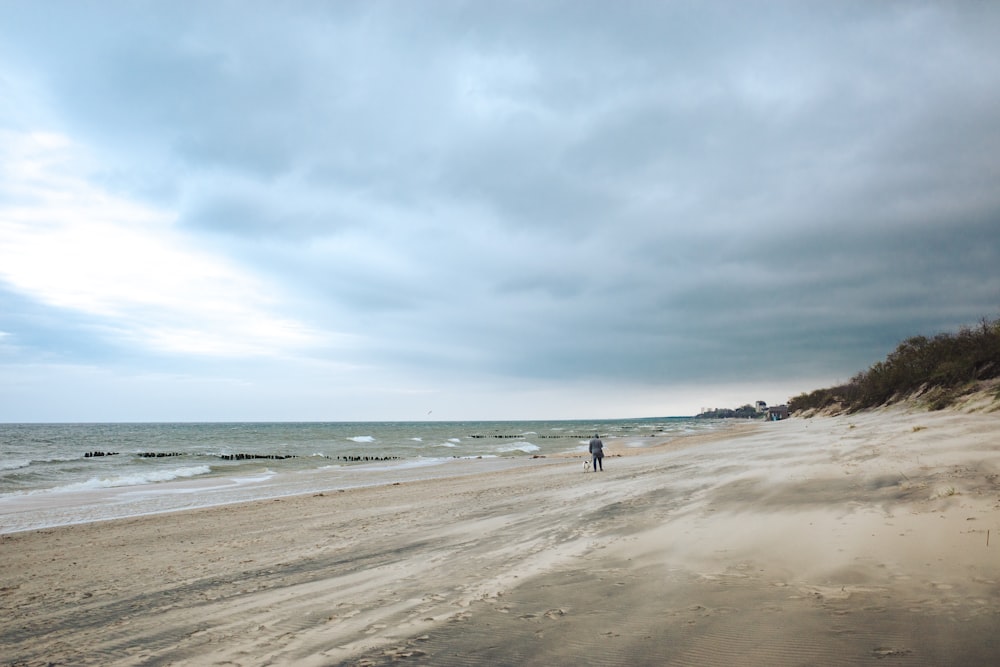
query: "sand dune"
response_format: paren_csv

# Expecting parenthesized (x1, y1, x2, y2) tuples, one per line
(3, 405, 1000, 666)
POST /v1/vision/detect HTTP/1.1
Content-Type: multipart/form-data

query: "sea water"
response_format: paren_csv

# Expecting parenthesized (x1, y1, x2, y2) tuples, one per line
(0, 417, 720, 533)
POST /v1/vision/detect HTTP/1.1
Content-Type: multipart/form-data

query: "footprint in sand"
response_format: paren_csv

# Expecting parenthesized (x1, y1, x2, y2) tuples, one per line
(381, 646, 427, 659)
(364, 623, 387, 635)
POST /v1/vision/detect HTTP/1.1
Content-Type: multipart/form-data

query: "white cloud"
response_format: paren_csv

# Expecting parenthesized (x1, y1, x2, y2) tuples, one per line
(0, 130, 327, 358)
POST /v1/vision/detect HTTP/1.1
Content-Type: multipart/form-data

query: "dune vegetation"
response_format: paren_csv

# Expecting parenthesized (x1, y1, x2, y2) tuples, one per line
(790, 317, 1000, 414)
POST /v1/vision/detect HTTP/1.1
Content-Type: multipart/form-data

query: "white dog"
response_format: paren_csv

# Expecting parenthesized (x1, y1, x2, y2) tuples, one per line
(583, 459, 591, 472)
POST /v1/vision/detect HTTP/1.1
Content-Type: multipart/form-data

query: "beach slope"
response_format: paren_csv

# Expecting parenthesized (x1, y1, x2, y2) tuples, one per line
(3, 406, 1000, 666)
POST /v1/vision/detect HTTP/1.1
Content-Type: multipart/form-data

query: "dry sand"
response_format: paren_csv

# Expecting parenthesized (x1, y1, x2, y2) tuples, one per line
(3, 406, 1000, 666)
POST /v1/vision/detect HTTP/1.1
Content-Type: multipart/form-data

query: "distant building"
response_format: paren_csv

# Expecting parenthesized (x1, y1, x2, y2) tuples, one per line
(755, 400, 767, 414)
(767, 405, 789, 421)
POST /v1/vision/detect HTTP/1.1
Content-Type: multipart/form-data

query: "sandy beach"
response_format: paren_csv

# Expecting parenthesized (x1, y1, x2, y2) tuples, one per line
(3, 405, 1000, 666)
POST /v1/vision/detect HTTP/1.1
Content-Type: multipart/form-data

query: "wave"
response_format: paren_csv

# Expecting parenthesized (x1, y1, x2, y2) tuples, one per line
(1, 453, 86, 471)
(360, 457, 449, 471)
(497, 442, 541, 454)
(229, 471, 276, 484)
(348, 436, 375, 443)
(50, 466, 213, 493)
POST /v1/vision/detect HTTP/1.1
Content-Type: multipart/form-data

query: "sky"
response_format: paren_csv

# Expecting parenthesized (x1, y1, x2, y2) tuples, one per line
(1, 1, 999, 422)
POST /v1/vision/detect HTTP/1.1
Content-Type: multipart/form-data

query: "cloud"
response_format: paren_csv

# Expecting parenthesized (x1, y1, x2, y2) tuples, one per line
(0, 131, 329, 358)
(1, 1, 1000, 420)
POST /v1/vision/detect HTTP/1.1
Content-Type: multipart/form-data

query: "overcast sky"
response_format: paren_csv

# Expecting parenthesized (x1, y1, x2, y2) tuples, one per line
(1, 1, 998, 422)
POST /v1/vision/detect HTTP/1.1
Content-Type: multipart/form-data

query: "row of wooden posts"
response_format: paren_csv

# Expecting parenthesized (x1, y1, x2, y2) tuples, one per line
(82, 451, 402, 462)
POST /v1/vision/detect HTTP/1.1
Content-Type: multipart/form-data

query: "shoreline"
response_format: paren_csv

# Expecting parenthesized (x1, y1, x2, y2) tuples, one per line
(0, 455, 551, 536)
(0, 420, 748, 536)
(4, 408, 999, 665)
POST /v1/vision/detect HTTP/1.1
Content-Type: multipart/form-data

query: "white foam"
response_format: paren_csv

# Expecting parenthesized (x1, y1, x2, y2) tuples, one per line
(49, 466, 213, 493)
(497, 442, 540, 454)
(357, 457, 449, 472)
(230, 471, 277, 484)
(349, 436, 375, 443)
(1, 460, 31, 471)
(113, 470, 279, 499)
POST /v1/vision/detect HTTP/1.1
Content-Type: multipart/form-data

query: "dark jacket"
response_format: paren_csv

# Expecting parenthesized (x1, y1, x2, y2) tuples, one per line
(588, 437, 604, 458)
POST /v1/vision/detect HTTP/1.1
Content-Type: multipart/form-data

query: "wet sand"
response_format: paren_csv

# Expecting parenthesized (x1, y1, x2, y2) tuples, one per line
(3, 405, 1000, 666)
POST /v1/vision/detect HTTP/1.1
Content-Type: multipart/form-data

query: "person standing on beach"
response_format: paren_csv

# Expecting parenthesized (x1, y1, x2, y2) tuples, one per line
(589, 433, 604, 472)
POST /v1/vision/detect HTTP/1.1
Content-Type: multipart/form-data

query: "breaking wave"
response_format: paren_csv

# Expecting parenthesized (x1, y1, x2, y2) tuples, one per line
(497, 442, 541, 454)
(50, 466, 214, 492)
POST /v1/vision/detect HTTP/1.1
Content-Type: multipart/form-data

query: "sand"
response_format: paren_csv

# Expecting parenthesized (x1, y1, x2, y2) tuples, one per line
(3, 406, 1000, 666)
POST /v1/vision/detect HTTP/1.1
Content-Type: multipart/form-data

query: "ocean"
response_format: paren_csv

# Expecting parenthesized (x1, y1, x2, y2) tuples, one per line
(0, 417, 721, 534)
